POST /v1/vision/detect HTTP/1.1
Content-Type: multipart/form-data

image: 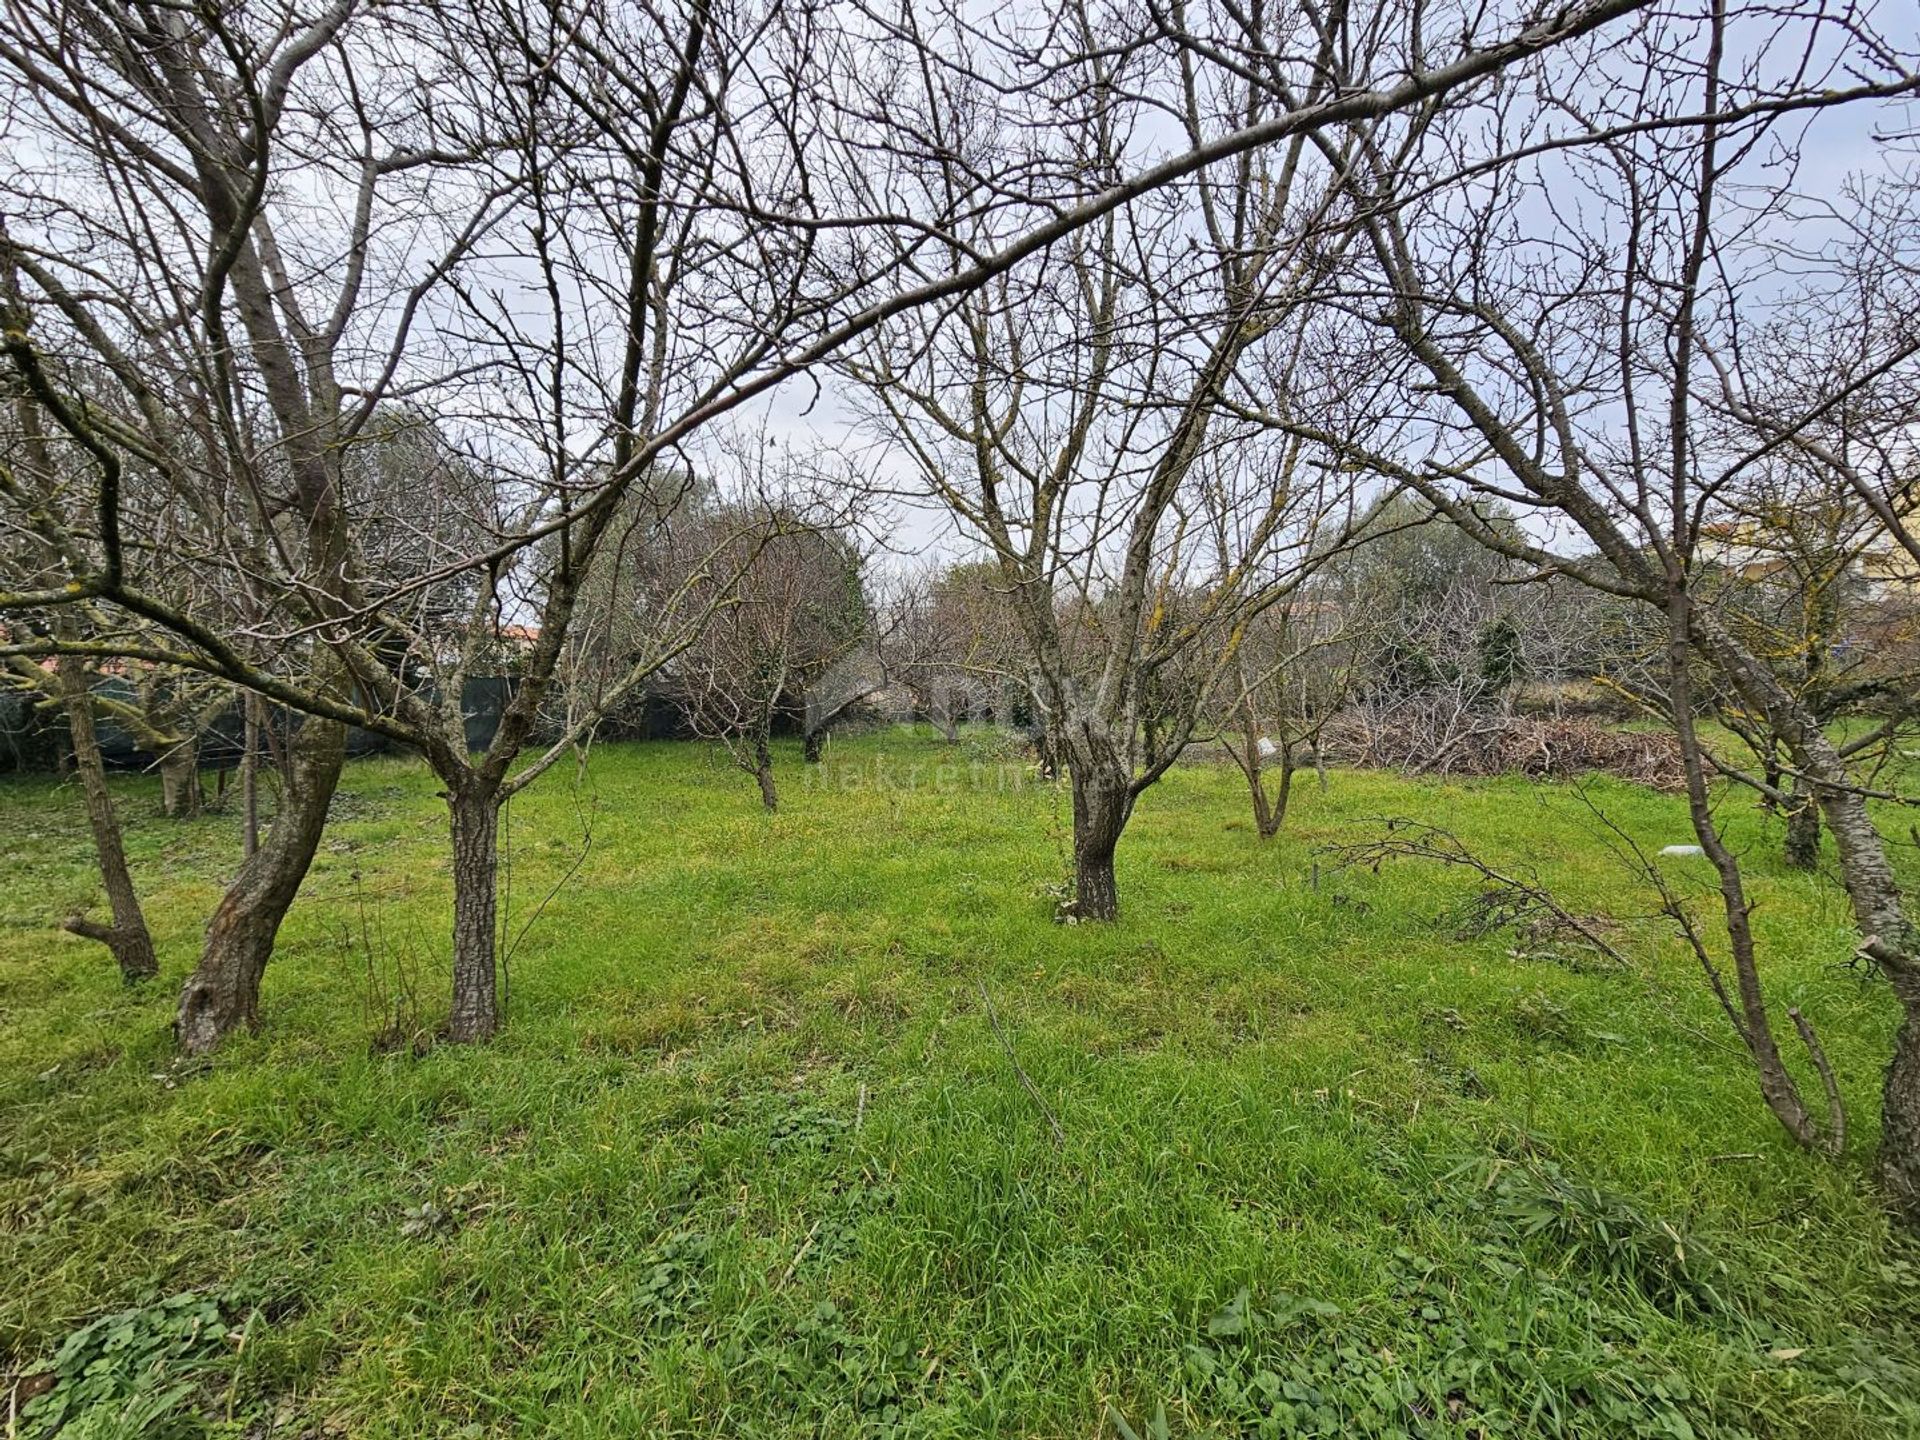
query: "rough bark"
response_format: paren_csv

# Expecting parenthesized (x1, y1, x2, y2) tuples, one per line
(158, 741, 204, 819)
(1783, 776, 1820, 870)
(754, 734, 779, 811)
(1066, 743, 1131, 920)
(1884, 1009, 1920, 1225)
(446, 780, 502, 1043)
(57, 660, 158, 983)
(175, 713, 345, 1052)
(802, 727, 825, 764)
(1816, 773, 1920, 1224)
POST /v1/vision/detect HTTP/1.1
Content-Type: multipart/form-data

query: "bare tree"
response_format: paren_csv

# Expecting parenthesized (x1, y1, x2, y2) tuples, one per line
(668, 502, 866, 810)
(1, 0, 1683, 1040)
(1694, 262, 1920, 870)
(845, 0, 1401, 917)
(1212, 588, 1360, 839)
(0, 0, 486, 1047)
(1226, 1, 1920, 1211)
(874, 559, 1027, 742)
(1, 362, 162, 978)
(47, 656, 160, 981)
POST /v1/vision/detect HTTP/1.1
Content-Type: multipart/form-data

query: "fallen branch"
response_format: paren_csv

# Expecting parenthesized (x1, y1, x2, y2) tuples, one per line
(977, 979, 1065, 1148)
(1322, 818, 1630, 967)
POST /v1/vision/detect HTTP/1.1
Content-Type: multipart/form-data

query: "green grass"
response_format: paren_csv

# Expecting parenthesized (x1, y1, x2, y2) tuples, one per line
(1, 729, 1916, 1437)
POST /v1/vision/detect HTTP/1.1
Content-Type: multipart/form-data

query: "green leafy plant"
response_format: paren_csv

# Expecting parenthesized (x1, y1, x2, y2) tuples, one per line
(1449, 1154, 1728, 1313)
(635, 1232, 713, 1329)
(715, 1299, 929, 1437)
(766, 1105, 848, 1154)
(19, 1291, 230, 1439)
(1167, 1263, 1731, 1439)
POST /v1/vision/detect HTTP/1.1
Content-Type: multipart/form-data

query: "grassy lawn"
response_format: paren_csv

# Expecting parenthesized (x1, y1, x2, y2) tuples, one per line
(1, 729, 1916, 1437)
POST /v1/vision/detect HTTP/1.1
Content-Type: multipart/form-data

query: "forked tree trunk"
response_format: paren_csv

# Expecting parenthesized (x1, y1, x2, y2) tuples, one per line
(176, 713, 346, 1051)
(1784, 776, 1820, 870)
(1235, 725, 1296, 842)
(158, 740, 204, 819)
(1686, 602, 1920, 1226)
(1252, 753, 1296, 841)
(1067, 746, 1131, 921)
(447, 780, 502, 1043)
(1665, 614, 1838, 1152)
(57, 660, 158, 983)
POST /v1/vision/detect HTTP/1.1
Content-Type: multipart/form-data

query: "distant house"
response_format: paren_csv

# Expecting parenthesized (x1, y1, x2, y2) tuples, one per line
(1697, 515, 1920, 602)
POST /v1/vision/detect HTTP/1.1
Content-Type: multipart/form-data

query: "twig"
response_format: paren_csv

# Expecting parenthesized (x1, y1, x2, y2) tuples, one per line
(503, 785, 599, 971)
(1789, 1005, 1847, 1158)
(1322, 817, 1629, 966)
(779, 1217, 824, 1287)
(977, 979, 1065, 1148)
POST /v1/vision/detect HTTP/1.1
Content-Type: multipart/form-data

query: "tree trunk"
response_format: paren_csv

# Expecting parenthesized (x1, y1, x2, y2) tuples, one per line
(1234, 725, 1278, 842)
(176, 713, 346, 1052)
(1267, 752, 1296, 838)
(1246, 763, 1274, 838)
(241, 695, 261, 859)
(446, 780, 502, 1043)
(158, 740, 204, 819)
(57, 660, 158, 983)
(754, 735, 779, 812)
(1883, 1008, 1920, 1226)
(1816, 776, 1920, 1225)
(802, 685, 874, 763)
(1067, 749, 1130, 921)
(1033, 724, 1061, 780)
(1688, 602, 1920, 1221)
(1666, 609, 1835, 1151)
(1230, 715, 1294, 842)
(1784, 777, 1820, 870)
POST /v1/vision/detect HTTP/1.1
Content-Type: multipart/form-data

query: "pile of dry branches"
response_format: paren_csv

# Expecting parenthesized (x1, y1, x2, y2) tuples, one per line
(1324, 705, 1685, 788)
